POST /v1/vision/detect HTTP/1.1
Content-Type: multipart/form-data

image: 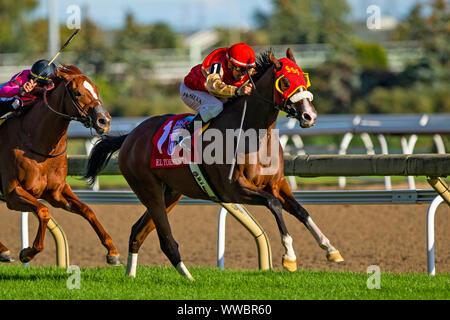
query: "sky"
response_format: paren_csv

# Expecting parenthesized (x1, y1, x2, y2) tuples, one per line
(33, 0, 428, 31)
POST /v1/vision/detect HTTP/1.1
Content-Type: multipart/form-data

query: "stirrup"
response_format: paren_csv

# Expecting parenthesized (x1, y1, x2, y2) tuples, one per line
(178, 135, 192, 152)
(177, 119, 209, 152)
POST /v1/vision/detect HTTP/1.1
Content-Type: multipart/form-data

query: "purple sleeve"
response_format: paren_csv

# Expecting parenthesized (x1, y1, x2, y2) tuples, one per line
(0, 71, 30, 97)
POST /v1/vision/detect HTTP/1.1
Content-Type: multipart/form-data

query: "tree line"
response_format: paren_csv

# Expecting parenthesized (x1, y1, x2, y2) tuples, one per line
(0, 0, 448, 117)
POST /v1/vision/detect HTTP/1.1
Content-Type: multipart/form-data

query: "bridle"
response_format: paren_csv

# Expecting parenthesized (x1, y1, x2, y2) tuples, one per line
(246, 67, 303, 119)
(44, 75, 103, 128)
(19, 75, 102, 158)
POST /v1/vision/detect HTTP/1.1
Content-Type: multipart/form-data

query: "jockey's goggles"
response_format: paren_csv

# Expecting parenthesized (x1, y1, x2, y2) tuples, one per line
(30, 71, 52, 82)
(231, 64, 254, 75)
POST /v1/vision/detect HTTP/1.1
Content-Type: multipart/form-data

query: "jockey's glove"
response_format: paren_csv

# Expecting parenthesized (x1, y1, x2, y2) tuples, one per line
(12, 98, 22, 110)
(235, 86, 246, 96)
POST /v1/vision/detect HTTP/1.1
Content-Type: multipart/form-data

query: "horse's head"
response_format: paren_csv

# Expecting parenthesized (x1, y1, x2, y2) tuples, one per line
(55, 65, 111, 134)
(269, 49, 317, 128)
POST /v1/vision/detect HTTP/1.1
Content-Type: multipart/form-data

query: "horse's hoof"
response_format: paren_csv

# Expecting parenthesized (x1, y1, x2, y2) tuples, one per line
(106, 255, 122, 266)
(0, 250, 14, 263)
(282, 257, 297, 272)
(327, 251, 344, 263)
(19, 247, 34, 263)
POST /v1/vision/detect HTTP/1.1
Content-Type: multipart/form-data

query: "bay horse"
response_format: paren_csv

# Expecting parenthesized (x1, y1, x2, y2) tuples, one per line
(85, 49, 343, 279)
(0, 65, 121, 265)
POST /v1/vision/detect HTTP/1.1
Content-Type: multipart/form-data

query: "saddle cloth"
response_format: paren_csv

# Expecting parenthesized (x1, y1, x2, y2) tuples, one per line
(150, 113, 221, 202)
(150, 113, 195, 169)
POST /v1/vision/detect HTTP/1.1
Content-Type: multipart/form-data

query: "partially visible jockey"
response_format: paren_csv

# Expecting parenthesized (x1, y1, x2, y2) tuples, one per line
(0, 59, 56, 118)
(179, 43, 256, 145)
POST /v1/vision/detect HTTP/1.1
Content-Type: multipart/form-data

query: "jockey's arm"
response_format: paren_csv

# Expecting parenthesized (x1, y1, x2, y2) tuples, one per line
(0, 73, 36, 98)
(202, 64, 239, 99)
(0, 80, 21, 98)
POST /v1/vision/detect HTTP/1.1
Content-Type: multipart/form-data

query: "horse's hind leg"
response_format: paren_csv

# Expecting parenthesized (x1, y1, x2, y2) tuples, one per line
(0, 241, 14, 262)
(126, 189, 184, 278)
(44, 183, 121, 266)
(6, 186, 50, 263)
(277, 178, 344, 263)
(125, 175, 192, 279)
(128, 191, 182, 254)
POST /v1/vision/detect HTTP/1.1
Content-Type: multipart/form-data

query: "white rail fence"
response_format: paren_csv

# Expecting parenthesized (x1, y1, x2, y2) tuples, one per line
(67, 113, 450, 190)
(19, 189, 446, 275)
(18, 154, 450, 276)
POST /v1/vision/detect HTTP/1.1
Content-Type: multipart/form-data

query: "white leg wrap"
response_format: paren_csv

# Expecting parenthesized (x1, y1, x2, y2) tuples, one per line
(126, 253, 138, 278)
(306, 217, 337, 253)
(282, 235, 296, 261)
(176, 262, 194, 281)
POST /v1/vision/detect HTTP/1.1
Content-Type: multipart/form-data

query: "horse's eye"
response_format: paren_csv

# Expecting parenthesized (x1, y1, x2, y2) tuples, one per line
(280, 77, 291, 91)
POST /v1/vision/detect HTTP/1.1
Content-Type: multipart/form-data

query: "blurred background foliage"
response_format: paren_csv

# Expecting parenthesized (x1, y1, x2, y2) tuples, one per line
(0, 0, 448, 117)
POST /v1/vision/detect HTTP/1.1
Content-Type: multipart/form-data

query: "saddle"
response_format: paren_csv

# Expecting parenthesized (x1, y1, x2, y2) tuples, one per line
(151, 113, 195, 169)
(151, 113, 221, 202)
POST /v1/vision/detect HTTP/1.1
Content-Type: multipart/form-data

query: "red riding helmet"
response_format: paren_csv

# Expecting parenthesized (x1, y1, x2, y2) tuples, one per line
(226, 43, 256, 68)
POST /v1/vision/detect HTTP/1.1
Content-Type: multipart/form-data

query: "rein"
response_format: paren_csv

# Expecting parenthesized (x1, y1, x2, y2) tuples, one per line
(19, 77, 101, 158)
(43, 75, 102, 128)
(246, 69, 300, 119)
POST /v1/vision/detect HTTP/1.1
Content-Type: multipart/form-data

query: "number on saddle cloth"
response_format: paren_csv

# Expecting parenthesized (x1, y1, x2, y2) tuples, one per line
(170, 115, 194, 140)
(168, 115, 195, 154)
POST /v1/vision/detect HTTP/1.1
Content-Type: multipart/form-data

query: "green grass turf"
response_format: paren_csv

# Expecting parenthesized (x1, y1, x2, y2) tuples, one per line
(0, 265, 448, 300)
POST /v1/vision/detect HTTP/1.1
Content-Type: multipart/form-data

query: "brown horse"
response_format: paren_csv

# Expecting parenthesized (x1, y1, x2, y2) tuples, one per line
(85, 49, 343, 279)
(0, 65, 121, 265)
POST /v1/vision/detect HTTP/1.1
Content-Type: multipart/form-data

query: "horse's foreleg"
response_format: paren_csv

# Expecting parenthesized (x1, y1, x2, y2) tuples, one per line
(0, 241, 14, 262)
(236, 178, 297, 271)
(6, 186, 50, 263)
(45, 183, 121, 266)
(278, 179, 344, 263)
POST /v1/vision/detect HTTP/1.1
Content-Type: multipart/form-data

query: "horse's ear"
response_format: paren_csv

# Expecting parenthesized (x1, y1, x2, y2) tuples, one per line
(270, 53, 282, 71)
(286, 48, 296, 63)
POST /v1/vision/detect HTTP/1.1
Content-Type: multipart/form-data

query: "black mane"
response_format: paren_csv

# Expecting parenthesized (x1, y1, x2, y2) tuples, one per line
(253, 50, 274, 82)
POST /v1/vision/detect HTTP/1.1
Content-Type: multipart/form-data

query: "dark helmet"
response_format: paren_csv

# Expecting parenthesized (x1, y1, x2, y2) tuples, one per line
(30, 59, 57, 85)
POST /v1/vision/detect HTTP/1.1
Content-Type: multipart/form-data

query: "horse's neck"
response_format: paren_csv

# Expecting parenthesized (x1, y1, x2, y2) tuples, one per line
(246, 70, 279, 131)
(24, 84, 69, 151)
(216, 68, 278, 132)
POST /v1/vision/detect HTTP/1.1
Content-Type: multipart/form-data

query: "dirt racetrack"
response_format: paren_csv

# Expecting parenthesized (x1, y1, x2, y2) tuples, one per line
(0, 182, 448, 274)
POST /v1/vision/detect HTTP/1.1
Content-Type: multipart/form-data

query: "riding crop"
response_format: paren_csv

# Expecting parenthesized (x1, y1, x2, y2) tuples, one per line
(227, 97, 247, 182)
(34, 28, 80, 81)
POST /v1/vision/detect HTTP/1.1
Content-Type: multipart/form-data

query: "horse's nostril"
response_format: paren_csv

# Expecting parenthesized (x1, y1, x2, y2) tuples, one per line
(97, 118, 107, 126)
(302, 113, 312, 122)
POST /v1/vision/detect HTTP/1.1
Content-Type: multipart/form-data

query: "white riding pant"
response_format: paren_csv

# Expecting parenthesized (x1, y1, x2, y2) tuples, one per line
(180, 82, 226, 122)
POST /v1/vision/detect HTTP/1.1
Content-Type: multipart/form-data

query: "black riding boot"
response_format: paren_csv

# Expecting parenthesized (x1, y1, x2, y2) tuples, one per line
(178, 113, 206, 151)
(183, 113, 204, 135)
(0, 98, 21, 118)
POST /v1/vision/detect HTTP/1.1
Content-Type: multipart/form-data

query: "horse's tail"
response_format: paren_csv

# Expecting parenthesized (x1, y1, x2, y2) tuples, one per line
(84, 134, 128, 186)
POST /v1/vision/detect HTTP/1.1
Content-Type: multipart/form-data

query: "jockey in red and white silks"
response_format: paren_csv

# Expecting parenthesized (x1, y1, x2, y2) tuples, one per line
(180, 43, 256, 126)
